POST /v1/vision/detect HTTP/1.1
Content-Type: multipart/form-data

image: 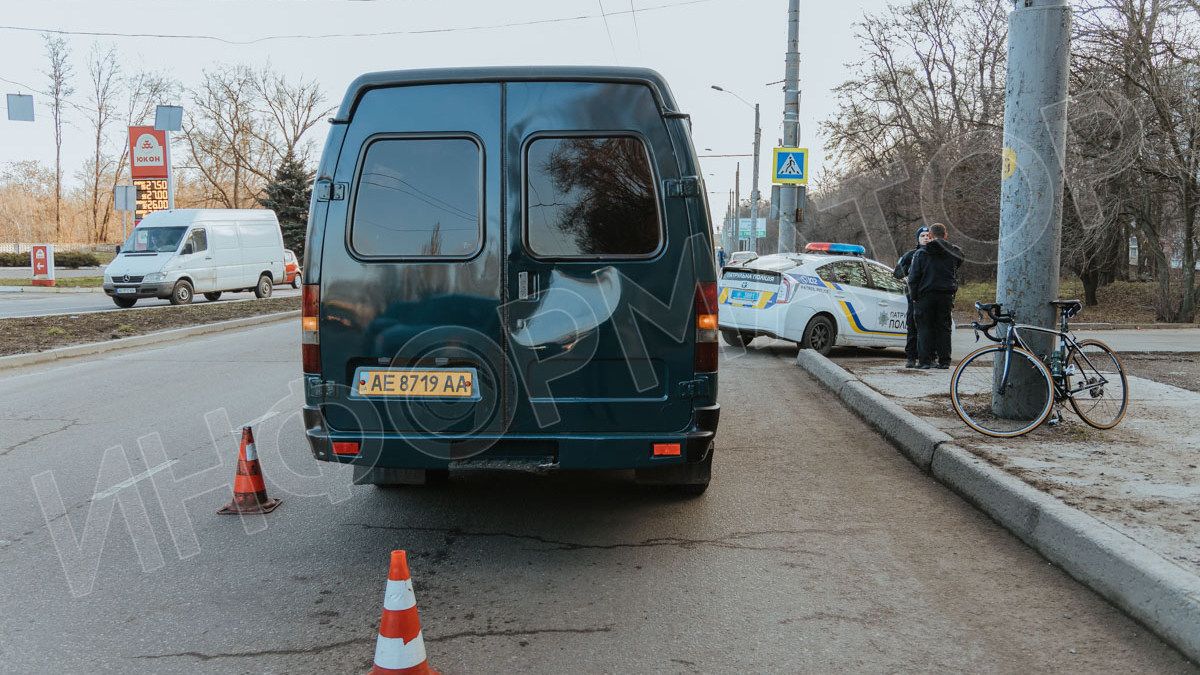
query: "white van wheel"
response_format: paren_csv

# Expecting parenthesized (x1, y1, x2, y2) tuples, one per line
(169, 280, 193, 305)
(254, 274, 273, 299)
(291, 274, 302, 289)
(203, 292, 222, 302)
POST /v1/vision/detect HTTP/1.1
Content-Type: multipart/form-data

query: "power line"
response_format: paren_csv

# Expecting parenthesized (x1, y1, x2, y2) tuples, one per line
(0, 0, 713, 46)
(596, 0, 619, 63)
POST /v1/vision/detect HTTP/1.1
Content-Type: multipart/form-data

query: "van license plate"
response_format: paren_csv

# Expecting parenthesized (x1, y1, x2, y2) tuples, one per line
(116, 288, 136, 294)
(353, 368, 478, 399)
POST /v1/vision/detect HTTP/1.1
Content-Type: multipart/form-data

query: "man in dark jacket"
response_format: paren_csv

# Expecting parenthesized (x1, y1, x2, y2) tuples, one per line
(908, 223, 963, 369)
(894, 226, 930, 368)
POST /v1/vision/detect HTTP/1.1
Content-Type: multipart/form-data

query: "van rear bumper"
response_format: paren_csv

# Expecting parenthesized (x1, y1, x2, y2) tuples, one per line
(302, 404, 718, 470)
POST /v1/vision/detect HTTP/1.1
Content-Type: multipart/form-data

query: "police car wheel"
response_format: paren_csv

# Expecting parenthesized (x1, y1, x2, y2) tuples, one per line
(801, 315, 836, 355)
(720, 329, 748, 347)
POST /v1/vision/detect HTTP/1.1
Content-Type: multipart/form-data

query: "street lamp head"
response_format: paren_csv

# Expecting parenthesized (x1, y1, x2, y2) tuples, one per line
(710, 85, 724, 91)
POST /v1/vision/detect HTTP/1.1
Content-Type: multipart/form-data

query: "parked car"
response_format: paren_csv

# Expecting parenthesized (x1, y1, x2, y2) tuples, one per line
(718, 242, 908, 355)
(103, 209, 285, 307)
(300, 66, 719, 493)
(284, 249, 302, 288)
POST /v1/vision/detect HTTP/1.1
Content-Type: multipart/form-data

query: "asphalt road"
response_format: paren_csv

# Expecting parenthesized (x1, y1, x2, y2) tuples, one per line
(0, 286, 300, 318)
(0, 325, 1192, 672)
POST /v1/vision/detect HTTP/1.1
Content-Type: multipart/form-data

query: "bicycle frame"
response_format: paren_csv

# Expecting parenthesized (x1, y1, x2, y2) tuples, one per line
(992, 320, 1110, 401)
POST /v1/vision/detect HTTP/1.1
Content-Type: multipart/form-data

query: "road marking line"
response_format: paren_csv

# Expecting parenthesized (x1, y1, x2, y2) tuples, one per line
(238, 410, 280, 432)
(93, 460, 178, 500)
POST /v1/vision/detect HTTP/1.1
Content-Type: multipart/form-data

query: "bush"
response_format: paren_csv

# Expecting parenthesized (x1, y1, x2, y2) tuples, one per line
(55, 251, 101, 268)
(0, 253, 28, 267)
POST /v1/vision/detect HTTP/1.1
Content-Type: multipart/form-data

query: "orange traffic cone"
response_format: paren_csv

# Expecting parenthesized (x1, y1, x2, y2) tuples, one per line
(217, 426, 281, 515)
(370, 550, 437, 674)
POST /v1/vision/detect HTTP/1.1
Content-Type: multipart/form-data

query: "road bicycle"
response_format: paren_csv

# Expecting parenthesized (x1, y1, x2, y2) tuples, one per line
(949, 299, 1129, 438)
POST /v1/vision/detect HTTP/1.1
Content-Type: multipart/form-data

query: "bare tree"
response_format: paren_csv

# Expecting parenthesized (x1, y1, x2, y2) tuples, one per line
(82, 44, 121, 243)
(181, 63, 330, 208)
(42, 34, 75, 239)
(251, 67, 335, 166)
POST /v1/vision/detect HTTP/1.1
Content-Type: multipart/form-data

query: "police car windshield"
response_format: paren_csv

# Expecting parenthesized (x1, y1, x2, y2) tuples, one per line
(122, 226, 187, 253)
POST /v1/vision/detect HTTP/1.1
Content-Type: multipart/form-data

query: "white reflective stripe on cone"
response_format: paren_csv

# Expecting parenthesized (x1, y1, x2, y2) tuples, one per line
(383, 578, 416, 611)
(244, 442, 258, 461)
(373, 632, 428, 670)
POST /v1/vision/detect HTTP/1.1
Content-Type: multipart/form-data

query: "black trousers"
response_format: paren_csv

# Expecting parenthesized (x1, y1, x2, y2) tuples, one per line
(904, 296, 917, 361)
(915, 292, 954, 366)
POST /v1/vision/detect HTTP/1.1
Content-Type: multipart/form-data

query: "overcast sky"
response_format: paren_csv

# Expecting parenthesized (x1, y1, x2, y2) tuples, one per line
(0, 0, 890, 223)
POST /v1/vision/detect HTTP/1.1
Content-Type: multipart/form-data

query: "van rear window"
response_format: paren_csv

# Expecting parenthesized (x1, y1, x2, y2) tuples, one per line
(351, 138, 482, 258)
(524, 136, 661, 258)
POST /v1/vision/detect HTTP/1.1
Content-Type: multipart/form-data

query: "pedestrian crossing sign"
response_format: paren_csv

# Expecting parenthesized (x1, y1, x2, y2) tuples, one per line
(772, 147, 809, 185)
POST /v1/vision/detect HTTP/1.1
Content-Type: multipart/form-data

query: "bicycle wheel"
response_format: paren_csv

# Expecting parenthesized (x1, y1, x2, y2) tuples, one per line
(950, 344, 1055, 438)
(1067, 339, 1129, 429)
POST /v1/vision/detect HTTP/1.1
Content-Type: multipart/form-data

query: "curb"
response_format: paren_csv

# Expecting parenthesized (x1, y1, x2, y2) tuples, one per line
(794, 349, 1200, 663)
(0, 310, 299, 372)
(0, 285, 103, 294)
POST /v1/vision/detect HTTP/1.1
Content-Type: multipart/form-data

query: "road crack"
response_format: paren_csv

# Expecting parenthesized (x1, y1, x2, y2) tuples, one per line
(358, 524, 834, 556)
(0, 418, 83, 457)
(134, 626, 612, 661)
(134, 636, 374, 661)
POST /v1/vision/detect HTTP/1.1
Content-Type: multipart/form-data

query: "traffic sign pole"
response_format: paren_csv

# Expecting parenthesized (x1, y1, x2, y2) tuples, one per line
(777, 0, 801, 253)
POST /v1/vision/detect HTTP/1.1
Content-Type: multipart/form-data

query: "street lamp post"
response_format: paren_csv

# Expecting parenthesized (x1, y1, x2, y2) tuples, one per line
(712, 85, 761, 253)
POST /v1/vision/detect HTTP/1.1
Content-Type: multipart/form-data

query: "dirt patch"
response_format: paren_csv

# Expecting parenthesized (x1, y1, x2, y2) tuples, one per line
(1120, 352, 1200, 393)
(0, 296, 299, 356)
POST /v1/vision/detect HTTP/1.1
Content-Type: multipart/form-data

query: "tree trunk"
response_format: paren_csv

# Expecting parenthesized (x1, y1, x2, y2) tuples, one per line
(1081, 270, 1100, 307)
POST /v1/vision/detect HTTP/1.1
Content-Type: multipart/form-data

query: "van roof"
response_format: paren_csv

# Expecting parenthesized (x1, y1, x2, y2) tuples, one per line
(138, 209, 280, 225)
(334, 66, 683, 122)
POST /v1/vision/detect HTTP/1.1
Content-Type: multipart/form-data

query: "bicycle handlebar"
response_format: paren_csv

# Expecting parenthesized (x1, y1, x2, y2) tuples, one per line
(971, 301, 1011, 343)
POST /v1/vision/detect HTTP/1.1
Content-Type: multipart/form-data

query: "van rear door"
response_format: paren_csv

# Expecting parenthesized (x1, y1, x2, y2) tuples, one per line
(318, 83, 507, 437)
(503, 81, 697, 435)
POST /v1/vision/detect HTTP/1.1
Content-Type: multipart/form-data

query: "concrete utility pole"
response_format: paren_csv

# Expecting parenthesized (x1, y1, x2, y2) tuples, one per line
(749, 103, 762, 253)
(734, 162, 741, 251)
(777, 0, 801, 253)
(994, 0, 1072, 414)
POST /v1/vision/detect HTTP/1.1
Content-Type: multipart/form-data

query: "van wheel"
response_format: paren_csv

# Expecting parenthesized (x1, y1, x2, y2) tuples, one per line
(291, 274, 302, 289)
(203, 292, 222, 302)
(254, 274, 273, 299)
(169, 280, 193, 305)
(112, 297, 136, 309)
(353, 466, 447, 487)
(634, 446, 712, 496)
(801, 315, 836, 355)
(720, 329, 748, 347)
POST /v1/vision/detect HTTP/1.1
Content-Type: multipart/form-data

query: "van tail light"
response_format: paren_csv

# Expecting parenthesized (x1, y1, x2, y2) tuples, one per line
(695, 281, 718, 372)
(302, 284, 320, 373)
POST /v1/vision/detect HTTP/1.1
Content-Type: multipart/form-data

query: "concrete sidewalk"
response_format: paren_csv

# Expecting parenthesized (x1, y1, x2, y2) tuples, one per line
(952, 327, 1199, 354)
(796, 350, 1200, 662)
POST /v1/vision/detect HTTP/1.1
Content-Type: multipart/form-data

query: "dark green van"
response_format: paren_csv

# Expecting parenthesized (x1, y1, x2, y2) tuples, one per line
(301, 67, 719, 493)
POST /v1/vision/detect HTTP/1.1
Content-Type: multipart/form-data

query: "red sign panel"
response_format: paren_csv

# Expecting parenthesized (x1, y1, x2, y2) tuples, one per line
(129, 126, 169, 179)
(32, 245, 49, 275)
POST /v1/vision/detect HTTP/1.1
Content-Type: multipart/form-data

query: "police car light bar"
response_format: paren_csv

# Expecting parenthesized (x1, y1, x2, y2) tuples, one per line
(805, 242, 866, 256)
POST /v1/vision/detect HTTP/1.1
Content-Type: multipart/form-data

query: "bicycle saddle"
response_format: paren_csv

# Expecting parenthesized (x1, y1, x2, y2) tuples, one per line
(1051, 299, 1083, 318)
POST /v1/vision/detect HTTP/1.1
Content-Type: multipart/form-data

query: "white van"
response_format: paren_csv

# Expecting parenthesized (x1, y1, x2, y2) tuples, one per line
(103, 209, 286, 308)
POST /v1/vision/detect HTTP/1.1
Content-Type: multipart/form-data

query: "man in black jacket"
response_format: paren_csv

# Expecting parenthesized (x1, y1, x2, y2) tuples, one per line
(893, 226, 930, 368)
(908, 223, 963, 369)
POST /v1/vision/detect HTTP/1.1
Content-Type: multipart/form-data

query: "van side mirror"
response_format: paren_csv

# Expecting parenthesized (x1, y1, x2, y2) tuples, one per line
(114, 245, 121, 254)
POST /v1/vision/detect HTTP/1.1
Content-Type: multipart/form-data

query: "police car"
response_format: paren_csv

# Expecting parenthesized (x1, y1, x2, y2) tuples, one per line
(717, 242, 909, 355)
